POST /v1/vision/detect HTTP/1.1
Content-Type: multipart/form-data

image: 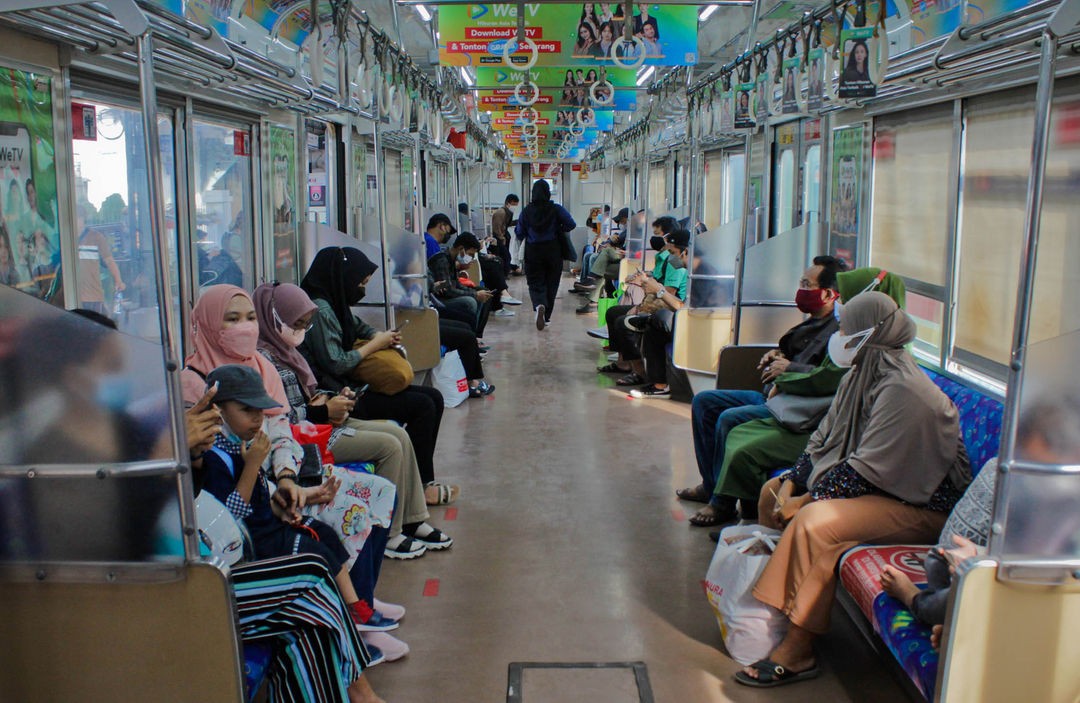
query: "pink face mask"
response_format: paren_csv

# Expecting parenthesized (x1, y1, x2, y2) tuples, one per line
(278, 323, 306, 348)
(220, 320, 259, 359)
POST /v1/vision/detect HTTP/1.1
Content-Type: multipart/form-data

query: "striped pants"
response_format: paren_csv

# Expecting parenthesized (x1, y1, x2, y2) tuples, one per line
(231, 554, 372, 703)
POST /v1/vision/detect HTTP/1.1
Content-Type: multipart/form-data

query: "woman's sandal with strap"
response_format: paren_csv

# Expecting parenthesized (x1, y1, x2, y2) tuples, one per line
(615, 372, 644, 386)
(424, 482, 460, 506)
(675, 484, 711, 503)
(597, 362, 625, 373)
(733, 659, 821, 688)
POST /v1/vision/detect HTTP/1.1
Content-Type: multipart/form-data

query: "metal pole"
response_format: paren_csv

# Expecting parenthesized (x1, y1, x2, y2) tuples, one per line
(991, 29, 1059, 556)
(137, 33, 197, 560)
(641, 155, 651, 255)
(373, 119, 396, 330)
(412, 133, 423, 241)
(685, 112, 702, 307)
(732, 132, 754, 345)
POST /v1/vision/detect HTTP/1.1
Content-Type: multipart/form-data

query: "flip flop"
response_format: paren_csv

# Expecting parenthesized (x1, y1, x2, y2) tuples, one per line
(734, 659, 821, 688)
(597, 363, 626, 373)
(675, 485, 711, 503)
(615, 372, 644, 386)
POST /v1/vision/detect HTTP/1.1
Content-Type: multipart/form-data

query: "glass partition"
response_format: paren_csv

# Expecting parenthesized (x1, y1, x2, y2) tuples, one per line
(742, 221, 824, 303)
(300, 222, 385, 306)
(0, 285, 182, 561)
(997, 330, 1080, 561)
(687, 218, 740, 310)
(69, 104, 179, 342)
(192, 119, 254, 293)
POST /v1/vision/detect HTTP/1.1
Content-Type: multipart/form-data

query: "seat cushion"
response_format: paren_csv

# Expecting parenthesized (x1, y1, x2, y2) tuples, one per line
(922, 368, 1004, 478)
(840, 545, 939, 699)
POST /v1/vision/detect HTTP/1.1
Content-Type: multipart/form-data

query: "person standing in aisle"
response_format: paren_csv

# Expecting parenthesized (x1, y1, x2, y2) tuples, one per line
(517, 179, 576, 330)
(490, 193, 519, 277)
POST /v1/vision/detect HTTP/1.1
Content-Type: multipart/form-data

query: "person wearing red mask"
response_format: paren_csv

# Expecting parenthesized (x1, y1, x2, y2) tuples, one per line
(678, 256, 848, 527)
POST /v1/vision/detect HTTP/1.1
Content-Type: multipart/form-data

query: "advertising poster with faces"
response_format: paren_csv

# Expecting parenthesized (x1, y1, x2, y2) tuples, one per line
(754, 71, 770, 123)
(837, 26, 877, 99)
(0, 67, 59, 302)
(781, 56, 803, 114)
(807, 46, 826, 112)
(829, 124, 865, 266)
(270, 126, 298, 284)
(734, 80, 756, 130)
(719, 82, 735, 132)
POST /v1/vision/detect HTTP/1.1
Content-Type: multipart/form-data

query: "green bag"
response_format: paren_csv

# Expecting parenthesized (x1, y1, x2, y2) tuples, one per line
(597, 287, 624, 327)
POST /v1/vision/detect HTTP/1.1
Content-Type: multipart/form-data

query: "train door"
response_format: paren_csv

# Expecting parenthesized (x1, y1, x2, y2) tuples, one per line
(771, 121, 799, 237)
(189, 114, 258, 293)
(721, 148, 746, 226)
(801, 118, 824, 224)
(68, 95, 182, 343)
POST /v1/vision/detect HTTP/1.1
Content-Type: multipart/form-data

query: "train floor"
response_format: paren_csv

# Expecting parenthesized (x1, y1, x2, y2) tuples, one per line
(367, 273, 912, 703)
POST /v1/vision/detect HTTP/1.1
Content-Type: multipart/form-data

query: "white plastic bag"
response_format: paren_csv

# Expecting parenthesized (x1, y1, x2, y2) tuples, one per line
(432, 349, 469, 408)
(704, 524, 788, 665)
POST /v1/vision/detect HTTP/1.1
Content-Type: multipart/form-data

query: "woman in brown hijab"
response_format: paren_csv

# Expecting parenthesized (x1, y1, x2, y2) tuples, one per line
(736, 291, 971, 688)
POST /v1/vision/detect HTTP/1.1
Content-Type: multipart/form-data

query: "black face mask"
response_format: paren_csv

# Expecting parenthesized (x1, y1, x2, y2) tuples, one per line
(349, 284, 366, 305)
(649, 235, 666, 251)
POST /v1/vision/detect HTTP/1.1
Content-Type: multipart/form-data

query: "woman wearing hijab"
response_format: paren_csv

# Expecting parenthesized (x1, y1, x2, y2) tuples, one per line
(299, 247, 458, 505)
(253, 282, 451, 560)
(181, 285, 408, 650)
(734, 291, 971, 688)
(517, 179, 576, 330)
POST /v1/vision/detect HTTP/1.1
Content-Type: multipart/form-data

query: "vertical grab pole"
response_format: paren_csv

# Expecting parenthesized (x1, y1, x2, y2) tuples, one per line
(137, 33, 197, 560)
(732, 132, 755, 345)
(685, 109, 702, 312)
(990, 29, 1059, 555)
(640, 154, 651, 257)
(374, 119, 395, 330)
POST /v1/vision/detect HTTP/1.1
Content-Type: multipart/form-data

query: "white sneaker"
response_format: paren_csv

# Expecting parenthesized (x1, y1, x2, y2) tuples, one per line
(502, 294, 523, 305)
(362, 631, 410, 662)
(493, 308, 515, 317)
(373, 597, 406, 621)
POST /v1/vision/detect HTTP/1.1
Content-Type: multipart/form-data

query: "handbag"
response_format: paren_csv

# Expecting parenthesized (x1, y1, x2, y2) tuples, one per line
(765, 392, 834, 433)
(349, 341, 415, 395)
(597, 287, 624, 327)
(558, 229, 577, 262)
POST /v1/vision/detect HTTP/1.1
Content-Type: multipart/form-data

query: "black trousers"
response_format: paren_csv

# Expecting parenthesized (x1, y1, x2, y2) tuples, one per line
(524, 239, 562, 320)
(606, 304, 641, 360)
(641, 309, 676, 385)
(435, 295, 491, 338)
(351, 384, 444, 485)
(439, 318, 484, 379)
(479, 254, 507, 310)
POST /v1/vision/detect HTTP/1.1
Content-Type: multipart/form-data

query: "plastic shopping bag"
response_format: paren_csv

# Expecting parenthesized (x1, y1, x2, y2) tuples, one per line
(704, 524, 788, 665)
(433, 349, 469, 408)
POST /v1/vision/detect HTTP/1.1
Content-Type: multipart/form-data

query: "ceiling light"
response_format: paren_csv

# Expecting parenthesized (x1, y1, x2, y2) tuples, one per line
(416, 4, 432, 21)
(698, 4, 719, 21)
(635, 66, 655, 86)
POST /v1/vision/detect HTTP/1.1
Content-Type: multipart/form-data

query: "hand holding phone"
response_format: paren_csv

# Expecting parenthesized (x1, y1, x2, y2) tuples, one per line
(393, 319, 410, 333)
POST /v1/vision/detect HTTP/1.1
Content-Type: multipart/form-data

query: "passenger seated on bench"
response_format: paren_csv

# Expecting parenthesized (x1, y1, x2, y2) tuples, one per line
(736, 291, 971, 689)
(253, 282, 452, 560)
(299, 247, 456, 507)
(185, 387, 386, 703)
(200, 365, 386, 626)
(576, 207, 630, 312)
(428, 231, 494, 337)
(596, 229, 689, 386)
(679, 256, 847, 525)
(880, 390, 1080, 628)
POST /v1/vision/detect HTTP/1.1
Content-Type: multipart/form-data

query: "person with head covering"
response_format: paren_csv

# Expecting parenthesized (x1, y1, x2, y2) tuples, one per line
(577, 206, 629, 312)
(181, 285, 409, 650)
(516, 179, 576, 330)
(734, 291, 971, 689)
(685, 266, 899, 529)
(253, 282, 450, 560)
(299, 247, 458, 506)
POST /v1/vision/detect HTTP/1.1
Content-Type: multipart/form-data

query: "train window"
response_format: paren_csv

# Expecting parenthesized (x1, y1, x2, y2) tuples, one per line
(773, 148, 796, 234)
(70, 103, 179, 342)
(703, 150, 724, 230)
(648, 163, 665, 213)
(955, 88, 1080, 369)
(722, 151, 745, 225)
(803, 144, 821, 223)
(192, 120, 255, 293)
(383, 149, 403, 228)
(269, 125, 299, 284)
(870, 106, 953, 288)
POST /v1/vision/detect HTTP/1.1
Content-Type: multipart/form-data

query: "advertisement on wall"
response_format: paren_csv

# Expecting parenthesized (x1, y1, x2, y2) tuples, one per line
(0, 67, 60, 302)
(438, 3, 698, 67)
(270, 125, 298, 283)
(829, 124, 865, 267)
(475, 66, 637, 111)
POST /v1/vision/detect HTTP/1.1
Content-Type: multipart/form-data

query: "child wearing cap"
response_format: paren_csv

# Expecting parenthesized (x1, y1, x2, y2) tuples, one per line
(200, 364, 378, 628)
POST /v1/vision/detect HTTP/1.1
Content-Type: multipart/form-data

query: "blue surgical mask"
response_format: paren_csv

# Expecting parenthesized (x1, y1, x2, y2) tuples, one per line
(457, 253, 474, 265)
(94, 373, 133, 411)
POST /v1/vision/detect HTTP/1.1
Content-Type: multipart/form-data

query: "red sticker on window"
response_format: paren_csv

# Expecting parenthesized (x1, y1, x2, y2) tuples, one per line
(233, 130, 250, 156)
